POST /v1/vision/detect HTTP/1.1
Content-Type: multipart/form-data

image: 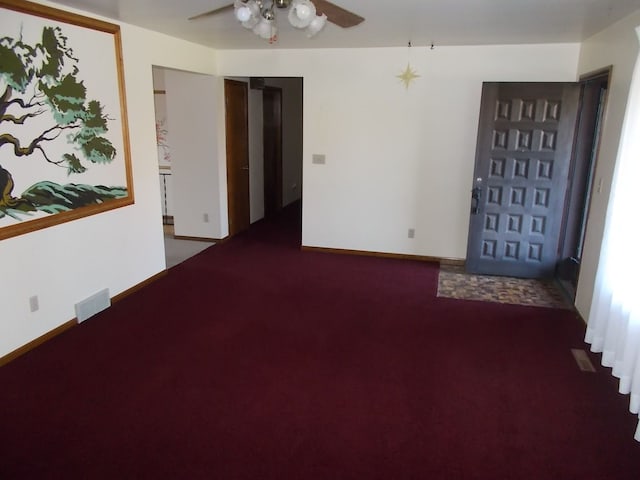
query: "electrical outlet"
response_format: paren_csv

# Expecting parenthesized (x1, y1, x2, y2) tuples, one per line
(29, 295, 39, 313)
(203, 213, 209, 223)
(408, 228, 415, 239)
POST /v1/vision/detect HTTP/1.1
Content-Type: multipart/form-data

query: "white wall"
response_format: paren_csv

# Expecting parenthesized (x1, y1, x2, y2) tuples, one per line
(0, 0, 217, 358)
(217, 44, 580, 258)
(165, 70, 225, 239)
(574, 10, 640, 318)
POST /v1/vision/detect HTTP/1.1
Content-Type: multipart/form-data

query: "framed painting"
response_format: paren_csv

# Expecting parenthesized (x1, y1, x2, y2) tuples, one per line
(0, 0, 133, 240)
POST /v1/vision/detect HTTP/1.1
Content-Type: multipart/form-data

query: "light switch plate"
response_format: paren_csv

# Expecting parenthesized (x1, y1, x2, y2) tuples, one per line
(312, 154, 326, 165)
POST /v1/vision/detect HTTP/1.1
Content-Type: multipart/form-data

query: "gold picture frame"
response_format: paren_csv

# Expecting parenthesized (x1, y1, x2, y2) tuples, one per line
(0, 0, 133, 240)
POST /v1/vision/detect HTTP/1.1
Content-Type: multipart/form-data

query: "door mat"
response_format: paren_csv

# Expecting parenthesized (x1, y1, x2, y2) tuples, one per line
(437, 265, 572, 309)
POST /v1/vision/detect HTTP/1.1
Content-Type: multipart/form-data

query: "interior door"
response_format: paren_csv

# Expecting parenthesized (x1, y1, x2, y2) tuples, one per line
(263, 86, 283, 219)
(224, 79, 250, 236)
(466, 82, 580, 278)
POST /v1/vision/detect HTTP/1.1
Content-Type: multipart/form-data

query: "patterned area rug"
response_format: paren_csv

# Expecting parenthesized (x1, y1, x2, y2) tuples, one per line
(437, 265, 572, 309)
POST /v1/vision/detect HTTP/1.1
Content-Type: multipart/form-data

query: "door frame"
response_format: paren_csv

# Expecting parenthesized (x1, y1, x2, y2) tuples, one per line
(556, 67, 611, 298)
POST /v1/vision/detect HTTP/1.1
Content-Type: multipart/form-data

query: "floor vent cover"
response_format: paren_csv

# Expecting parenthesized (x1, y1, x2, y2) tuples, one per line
(75, 289, 111, 323)
(571, 348, 596, 373)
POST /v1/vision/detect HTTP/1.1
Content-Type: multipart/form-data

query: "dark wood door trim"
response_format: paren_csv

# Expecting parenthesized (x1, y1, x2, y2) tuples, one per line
(224, 79, 250, 236)
(579, 66, 613, 83)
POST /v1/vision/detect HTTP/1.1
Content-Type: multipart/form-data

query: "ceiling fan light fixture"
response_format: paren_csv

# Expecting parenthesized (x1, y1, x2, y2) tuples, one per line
(296, 5, 311, 19)
(253, 16, 277, 41)
(235, 6, 252, 22)
(226, 0, 346, 42)
(288, 0, 315, 29)
(234, 0, 260, 26)
(191, 0, 363, 43)
(241, 16, 260, 29)
(305, 13, 327, 38)
(262, 6, 276, 21)
(295, 0, 315, 20)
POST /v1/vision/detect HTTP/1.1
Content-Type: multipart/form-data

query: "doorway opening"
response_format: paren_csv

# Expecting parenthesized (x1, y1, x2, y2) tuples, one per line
(556, 69, 610, 300)
(152, 66, 221, 268)
(224, 76, 304, 239)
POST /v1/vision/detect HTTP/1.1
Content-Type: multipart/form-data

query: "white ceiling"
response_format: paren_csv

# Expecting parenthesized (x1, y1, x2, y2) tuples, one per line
(47, 0, 640, 50)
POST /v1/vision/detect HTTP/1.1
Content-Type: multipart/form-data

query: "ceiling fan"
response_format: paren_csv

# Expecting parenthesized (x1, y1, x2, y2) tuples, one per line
(189, 0, 364, 33)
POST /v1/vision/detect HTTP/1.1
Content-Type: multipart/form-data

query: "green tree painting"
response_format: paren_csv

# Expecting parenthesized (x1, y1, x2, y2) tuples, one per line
(0, 24, 126, 220)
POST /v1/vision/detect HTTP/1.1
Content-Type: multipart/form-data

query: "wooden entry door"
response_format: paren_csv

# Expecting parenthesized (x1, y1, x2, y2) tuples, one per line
(263, 86, 283, 219)
(224, 79, 250, 236)
(466, 82, 580, 278)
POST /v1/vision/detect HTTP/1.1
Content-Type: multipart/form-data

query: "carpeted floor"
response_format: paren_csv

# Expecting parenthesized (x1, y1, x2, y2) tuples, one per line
(1, 203, 639, 479)
(437, 265, 571, 309)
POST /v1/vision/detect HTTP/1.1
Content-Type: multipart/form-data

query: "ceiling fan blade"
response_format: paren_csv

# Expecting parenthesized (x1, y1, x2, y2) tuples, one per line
(188, 3, 234, 21)
(313, 0, 364, 28)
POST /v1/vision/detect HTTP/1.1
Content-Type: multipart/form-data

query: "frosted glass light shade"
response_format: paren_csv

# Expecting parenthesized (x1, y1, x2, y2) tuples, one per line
(253, 17, 277, 40)
(235, 1, 261, 29)
(288, 0, 316, 28)
(235, 6, 252, 22)
(296, 3, 313, 20)
(241, 16, 260, 29)
(306, 13, 327, 37)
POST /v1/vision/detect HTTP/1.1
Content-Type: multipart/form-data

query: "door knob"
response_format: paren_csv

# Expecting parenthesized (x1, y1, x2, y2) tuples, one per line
(471, 186, 482, 215)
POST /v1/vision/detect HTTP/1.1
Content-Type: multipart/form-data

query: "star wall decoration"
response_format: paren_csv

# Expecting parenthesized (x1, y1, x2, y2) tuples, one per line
(397, 63, 420, 90)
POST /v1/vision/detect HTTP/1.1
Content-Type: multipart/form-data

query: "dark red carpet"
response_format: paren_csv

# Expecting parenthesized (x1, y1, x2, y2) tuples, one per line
(1, 203, 639, 479)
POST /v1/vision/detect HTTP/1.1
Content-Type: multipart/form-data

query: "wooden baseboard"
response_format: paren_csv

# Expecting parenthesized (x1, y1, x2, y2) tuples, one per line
(0, 319, 77, 368)
(111, 270, 167, 304)
(440, 258, 466, 267)
(174, 235, 225, 243)
(301, 245, 465, 266)
(1, 270, 168, 368)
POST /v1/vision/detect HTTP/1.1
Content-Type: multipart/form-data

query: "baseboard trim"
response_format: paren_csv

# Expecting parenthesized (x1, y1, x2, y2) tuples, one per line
(439, 258, 466, 266)
(1, 270, 168, 368)
(173, 235, 221, 243)
(111, 270, 167, 304)
(0, 319, 77, 368)
(301, 246, 465, 266)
